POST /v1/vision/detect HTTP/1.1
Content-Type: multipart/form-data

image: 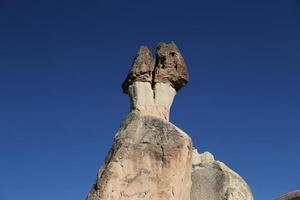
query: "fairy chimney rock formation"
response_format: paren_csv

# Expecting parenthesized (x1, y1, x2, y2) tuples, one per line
(86, 42, 254, 200)
(122, 42, 189, 121)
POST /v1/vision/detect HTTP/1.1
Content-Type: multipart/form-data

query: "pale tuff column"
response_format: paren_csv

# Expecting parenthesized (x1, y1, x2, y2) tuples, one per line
(154, 83, 176, 120)
(127, 81, 155, 112)
(127, 82, 176, 121)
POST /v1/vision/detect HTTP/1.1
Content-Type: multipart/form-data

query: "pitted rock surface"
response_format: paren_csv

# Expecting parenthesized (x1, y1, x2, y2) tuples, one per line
(87, 112, 193, 200)
(154, 42, 189, 91)
(87, 42, 254, 200)
(191, 150, 253, 200)
(122, 46, 154, 93)
(122, 42, 189, 93)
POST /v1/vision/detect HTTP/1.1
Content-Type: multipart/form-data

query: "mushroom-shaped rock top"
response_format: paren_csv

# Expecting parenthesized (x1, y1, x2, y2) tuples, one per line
(154, 42, 189, 91)
(122, 46, 154, 93)
(122, 42, 189, 93)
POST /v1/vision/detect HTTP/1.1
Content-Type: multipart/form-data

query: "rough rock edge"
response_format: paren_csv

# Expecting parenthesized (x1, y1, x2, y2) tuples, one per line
(277, 190, 300, 200)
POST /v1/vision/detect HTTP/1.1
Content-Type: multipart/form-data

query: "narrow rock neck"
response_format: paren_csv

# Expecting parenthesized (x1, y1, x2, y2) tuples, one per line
(127, 81, 176, 121)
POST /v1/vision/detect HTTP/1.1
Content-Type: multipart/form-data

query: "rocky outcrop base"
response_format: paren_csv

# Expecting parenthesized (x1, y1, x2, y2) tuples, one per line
(87, 112, 192, 200)
(191, 150, 253, 200)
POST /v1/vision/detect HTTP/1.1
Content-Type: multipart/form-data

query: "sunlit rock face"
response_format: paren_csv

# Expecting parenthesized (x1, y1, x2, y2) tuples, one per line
(127, 82, 176, 121)
(86, 42, 254, 200)
(86, 112, 193, 200)
(191, 150, 254, 200)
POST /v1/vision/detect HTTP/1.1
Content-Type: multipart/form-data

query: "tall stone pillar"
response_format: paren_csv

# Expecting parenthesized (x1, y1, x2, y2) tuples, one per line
(86, 42, 254, 200)
(87, 42, 191, 200)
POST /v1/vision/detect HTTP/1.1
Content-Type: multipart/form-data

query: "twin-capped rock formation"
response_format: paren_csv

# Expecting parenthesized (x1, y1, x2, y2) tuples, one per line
(86, 42, 253, 200)
(122, 42, 189, 93)
(122, 42, 189, 121)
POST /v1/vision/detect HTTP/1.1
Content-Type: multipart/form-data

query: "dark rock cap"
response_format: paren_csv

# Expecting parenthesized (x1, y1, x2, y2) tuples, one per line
(154, 42, 189, 91)
(122, 46, 154, 93)
(122, 42, 189, 93)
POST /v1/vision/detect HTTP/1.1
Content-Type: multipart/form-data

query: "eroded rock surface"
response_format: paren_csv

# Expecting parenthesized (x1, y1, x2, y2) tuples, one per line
(126, 81, 176, 121)
(87, 112, 193, 200)
(122, 42, 189, 94)
(154, 42, 189, 91)
(87, 42, 254, 200)
(122, 46, 154, 94)
(191, 150, 253, 200)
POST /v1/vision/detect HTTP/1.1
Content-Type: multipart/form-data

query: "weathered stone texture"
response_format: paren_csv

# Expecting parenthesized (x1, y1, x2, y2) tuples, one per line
(87, 112, 193, 200)
(127, 82, 176, 121)
(122, 42, 189, 94)
(87, 42, 254, 200)
(122, 42, 189, 120)
(122, 46, 154, 93)
(191, 150, 253, 200)
(154, 42, 189, 91)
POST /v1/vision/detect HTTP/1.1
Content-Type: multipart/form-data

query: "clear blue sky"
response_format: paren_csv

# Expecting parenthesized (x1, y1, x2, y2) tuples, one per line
(0, 1, 299, 200)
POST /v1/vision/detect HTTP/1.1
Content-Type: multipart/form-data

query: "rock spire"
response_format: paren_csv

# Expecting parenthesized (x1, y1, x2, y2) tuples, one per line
(86, 42, 254, 200)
